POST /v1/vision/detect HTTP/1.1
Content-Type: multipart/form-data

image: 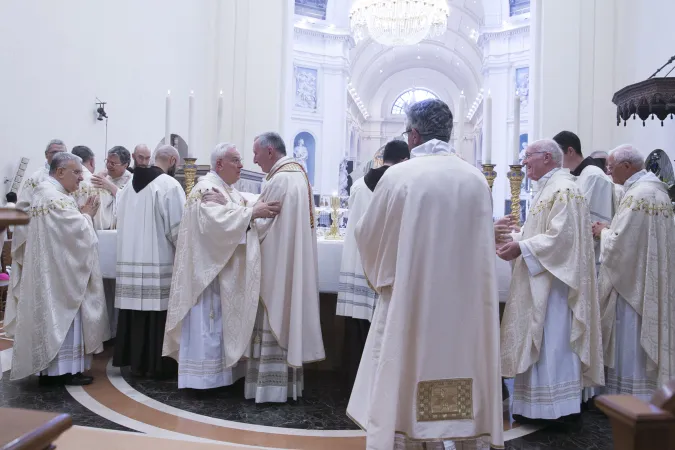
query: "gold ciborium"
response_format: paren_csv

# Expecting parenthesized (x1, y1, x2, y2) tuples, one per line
(324, 195, 342, 240)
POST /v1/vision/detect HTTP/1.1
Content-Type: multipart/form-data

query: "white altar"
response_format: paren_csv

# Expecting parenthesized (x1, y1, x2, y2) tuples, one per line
(97, 231, 512, 302)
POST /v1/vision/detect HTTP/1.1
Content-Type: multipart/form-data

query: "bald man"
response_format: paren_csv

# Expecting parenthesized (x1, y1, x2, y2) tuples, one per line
(130, 144, 151, 172)
(113, 145, 186, 378)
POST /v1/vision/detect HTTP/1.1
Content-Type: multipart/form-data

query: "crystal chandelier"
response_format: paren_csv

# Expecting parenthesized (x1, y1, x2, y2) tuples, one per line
(350, 0, 450, 47)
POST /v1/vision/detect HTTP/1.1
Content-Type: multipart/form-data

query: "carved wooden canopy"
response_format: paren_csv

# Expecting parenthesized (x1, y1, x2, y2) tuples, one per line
(612, 77, 675, 126)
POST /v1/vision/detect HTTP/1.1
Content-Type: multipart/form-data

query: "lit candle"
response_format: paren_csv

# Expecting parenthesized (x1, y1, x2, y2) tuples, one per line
(483, 91, 493, 163)
(188, 91, 195, 157)
(216, 90, 224, 143)
(456, 91, 465, 160)
(513, 92, 521, 164)
(165, 90, 171, 146)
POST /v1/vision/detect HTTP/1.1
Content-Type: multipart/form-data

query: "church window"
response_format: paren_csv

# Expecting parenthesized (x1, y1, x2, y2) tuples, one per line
(509, 0, 530, 16)
(391, 89, 439, 115)
(295, 0, 328, 20)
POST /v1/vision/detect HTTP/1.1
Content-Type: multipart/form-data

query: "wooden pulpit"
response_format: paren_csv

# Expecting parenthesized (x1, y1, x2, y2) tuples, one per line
(0, 408, 72, 450)
(596, 380, 675, 450)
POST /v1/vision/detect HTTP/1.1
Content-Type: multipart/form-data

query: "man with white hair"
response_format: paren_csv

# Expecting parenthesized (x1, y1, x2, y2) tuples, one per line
(593, 144, 675, 401)
(16, 139, 67, 211)
(113, 145, 185, 378)
(131, 144, 152, 171)
(498, 139, 604, 424)
(251, 132, 325, 403)
(163, 143, 280, 389)
(349, 99, 504, 449)
(7, 152, 109, 385)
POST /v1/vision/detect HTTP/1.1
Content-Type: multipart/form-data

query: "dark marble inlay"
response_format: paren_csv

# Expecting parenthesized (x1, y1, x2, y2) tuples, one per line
(122, 368, 359, 430)
(0, 371, 133, 432)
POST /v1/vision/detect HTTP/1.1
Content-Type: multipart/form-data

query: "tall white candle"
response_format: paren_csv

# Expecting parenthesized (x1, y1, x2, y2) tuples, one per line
(165, 90, 171, 146)
(188, 91, 195, 157)
(483, 92, 493, 163)
(513, 93, 521, 164)
(456, 91, 466, 160)
(216, 90, 224, 143)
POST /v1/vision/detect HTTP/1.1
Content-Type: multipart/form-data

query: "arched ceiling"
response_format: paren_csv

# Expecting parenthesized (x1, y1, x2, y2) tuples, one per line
(349, 0, 490, 117)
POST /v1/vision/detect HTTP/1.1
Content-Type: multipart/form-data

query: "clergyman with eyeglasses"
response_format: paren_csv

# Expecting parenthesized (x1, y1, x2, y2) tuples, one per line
(498, 139, 604, 426)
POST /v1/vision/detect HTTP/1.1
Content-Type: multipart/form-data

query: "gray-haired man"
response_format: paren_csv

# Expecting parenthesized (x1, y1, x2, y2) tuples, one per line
(16, 139, 67, 211)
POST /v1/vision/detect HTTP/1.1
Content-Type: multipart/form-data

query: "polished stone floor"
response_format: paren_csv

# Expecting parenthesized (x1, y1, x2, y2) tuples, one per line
(0, 359, 616, 449)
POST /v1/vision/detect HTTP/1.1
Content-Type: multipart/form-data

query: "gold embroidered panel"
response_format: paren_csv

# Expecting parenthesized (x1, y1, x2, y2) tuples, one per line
(417, 378, 473, 422)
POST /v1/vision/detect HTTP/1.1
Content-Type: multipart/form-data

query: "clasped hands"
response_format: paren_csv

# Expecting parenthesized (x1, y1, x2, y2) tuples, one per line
(202, 188, 281, 220)
(91, 173, 118, 196)
(495, 216, 522, 261)
(80, 196, 101, 218)
(591, 221, 608, 239)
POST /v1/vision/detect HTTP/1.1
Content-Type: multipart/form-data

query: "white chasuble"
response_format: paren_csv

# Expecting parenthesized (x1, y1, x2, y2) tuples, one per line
(598, 170, 675, 396)
(7, 166, 50, 333)
(254, 156, 325, 368)
(95, 171, 131, 230)
(9, 178, 109, 380)
(163, 172, 261, 387)
(337, 176, 378, 321)
(501, 169, 604, 392)
(348, 152, 503, 450)
(115, 173, 185, 311)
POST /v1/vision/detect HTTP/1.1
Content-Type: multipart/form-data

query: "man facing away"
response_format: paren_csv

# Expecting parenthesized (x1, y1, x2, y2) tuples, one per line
(113, 145, 185, 378)
(337, 139, 409, 387)
(348, 99, 503, 450)
(163, 143, 280, 389)
(592, 144, 675, 401)
(498, 139, 604, 425)
(250, 132, 325, 403)
(7, 153, 109, 385)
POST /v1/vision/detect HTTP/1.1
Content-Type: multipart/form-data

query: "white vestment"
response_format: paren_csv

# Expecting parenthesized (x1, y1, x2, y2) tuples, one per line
(94, 171, 132, 230)
(71, 168, 101, 208)
(348, 139, 503, 450)
(598, 170, 675, 401)
(251, 156, 325, 402)
(502, 168, 604, 419)
(115, 172, 185, 311)
(8, 178, 109, 380)
(575, 164, 615, 401)
(337, 176, 378, 321)
(163, 172, 261, 390)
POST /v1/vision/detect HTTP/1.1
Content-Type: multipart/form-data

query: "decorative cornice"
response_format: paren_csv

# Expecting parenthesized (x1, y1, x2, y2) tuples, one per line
(478, 25, 530, 46)
(294, 26, 355, 47)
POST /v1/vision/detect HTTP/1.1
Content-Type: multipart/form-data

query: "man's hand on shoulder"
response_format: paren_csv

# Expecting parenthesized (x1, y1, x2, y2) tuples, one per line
(92, 174, 118, 196)
(202, 187, 228, 206)
(252, 201, 281, 220)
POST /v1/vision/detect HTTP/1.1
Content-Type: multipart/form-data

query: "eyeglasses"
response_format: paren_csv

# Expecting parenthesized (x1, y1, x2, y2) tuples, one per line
(224, 158, 242, 165)
(522, 151, 548, 160)
(105, 158, 125, 167)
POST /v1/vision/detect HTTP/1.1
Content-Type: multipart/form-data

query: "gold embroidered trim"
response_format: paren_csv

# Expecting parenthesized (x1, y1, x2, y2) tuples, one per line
(528, 188, 585, 216)
(417, 378, 473, 422)
(620, 195, 673, 217)
(266, 161, 315, 229)
(28, 198, 78, 217)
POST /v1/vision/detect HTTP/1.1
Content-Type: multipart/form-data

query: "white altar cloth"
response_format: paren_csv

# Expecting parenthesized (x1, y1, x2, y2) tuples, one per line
(97, 231, 512, 301)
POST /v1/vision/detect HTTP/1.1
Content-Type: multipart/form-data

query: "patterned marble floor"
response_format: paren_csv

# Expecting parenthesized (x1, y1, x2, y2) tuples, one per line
(0, 341, 615, 449)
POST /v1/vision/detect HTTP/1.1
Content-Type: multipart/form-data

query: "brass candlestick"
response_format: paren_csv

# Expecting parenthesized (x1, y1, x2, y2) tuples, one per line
(481, 164, 497, 191)
(324, 195, 342, 240)
(508, 164, 524, 225)
(183, 157, 198, 196)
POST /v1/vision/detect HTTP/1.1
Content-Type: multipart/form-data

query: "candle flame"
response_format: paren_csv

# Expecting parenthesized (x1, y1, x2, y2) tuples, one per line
(190, 90, 194, 95)
(167, 90, 171, 95)
(219, 90, 223, 96)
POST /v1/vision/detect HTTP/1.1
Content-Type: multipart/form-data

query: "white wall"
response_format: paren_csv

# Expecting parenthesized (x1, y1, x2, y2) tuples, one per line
(530, 0, 675, 160)
(611, 0, 675, 158)
(0, 0, 292, 191)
